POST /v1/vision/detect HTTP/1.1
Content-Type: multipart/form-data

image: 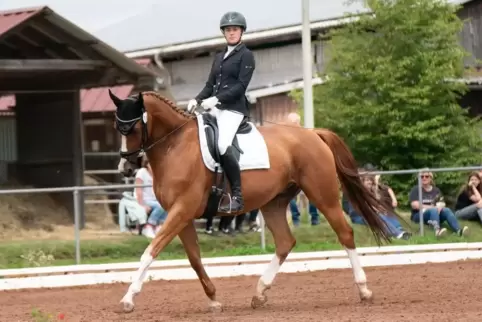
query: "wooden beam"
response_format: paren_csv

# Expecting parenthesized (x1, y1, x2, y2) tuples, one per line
(0, 59, 110, 71)
(29, 21, 103, 60)
(0, 72, 96, 93)
(0, 69, 140, 93)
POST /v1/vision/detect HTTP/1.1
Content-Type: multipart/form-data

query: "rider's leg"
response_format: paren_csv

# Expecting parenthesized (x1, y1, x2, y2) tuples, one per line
(216, 109, 245, 212)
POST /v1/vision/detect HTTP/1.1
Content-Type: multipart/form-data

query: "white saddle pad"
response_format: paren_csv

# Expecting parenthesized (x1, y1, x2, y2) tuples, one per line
(196, 114, 270, 172)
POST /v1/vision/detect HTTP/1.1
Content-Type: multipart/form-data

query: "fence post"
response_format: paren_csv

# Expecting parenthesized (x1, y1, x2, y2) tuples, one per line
(417, 171, 424, 236)
(73, 189, 81, 264)
(259, 211, 266, 251)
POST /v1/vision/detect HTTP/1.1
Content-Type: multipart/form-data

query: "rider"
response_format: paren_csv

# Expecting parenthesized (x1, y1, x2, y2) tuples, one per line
(187, 11, 255, 213)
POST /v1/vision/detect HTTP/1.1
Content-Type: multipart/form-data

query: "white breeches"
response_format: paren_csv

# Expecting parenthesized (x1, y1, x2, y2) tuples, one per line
(208, 107, 244, 155)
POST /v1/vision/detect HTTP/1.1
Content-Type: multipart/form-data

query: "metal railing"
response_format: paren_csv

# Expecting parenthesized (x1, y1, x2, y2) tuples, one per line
(359, 165, 482, 236)
(1, 165, 481, 265)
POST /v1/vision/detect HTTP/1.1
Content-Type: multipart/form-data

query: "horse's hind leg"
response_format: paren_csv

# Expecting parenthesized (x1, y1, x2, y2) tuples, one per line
(252, 197, 296, 309)
(178, 221, 222, 312)
(300, 168, 373, 302)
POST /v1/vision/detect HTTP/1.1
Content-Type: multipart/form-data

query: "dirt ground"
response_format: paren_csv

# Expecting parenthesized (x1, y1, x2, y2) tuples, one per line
(1, 260, 481, 322)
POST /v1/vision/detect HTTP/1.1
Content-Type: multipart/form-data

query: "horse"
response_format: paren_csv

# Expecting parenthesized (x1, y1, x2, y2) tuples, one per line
(109, 90, 395, 314)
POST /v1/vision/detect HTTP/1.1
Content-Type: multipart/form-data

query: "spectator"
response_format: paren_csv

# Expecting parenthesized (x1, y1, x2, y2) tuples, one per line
(284, 112, 321, 226)
(408, 170, 468, 237)
(455, 172, 482, 224)
(118, 191, 148, 234)
(134, 155, 167, 239)
(289, 197, 320, 226)
(342, 174, 411, 240)
(247, 209, 261, 232)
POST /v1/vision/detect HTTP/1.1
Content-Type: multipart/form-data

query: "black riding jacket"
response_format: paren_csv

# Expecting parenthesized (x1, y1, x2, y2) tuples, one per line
(195, 43, 255, 116)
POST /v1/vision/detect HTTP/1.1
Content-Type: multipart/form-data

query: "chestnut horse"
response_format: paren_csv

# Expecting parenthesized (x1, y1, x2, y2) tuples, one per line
(110, 90, 394, 314)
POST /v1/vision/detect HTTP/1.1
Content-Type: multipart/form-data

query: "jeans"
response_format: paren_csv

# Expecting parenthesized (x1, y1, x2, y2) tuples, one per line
(351, 214, 404, 237)
(455, 204, 482, 222)
(145, 200, 168, 226)
(290, 199, 320, 225)
(411, 207, 460, 232)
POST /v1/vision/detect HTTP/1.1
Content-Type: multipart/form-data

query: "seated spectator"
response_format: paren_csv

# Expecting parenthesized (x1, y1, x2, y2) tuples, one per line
(134, 156, 167, 239)
(409, 170, 468, 237)
(118, 191, 148, 234)
(455, 172, 482, 224)
(342, 174, 411, 240)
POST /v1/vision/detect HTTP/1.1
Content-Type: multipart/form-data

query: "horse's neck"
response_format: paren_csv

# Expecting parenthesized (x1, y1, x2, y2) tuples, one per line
(146, 116, 194, 172)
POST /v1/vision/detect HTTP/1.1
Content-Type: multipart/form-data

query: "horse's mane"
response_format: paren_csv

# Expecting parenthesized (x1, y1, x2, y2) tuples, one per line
(143, 91, 196, 120)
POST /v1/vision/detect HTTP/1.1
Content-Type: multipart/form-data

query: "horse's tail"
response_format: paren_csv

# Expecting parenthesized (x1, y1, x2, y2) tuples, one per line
(313, 128, 393, 245)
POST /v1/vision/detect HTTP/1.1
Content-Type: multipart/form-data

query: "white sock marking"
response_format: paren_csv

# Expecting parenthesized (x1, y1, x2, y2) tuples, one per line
(257, 255, 281, 295)
(344, 247, 372, 299)
(121, 245, 154, 305)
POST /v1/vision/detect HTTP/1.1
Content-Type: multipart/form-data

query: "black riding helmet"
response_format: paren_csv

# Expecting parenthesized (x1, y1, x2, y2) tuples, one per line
(219, 11, 247, 31)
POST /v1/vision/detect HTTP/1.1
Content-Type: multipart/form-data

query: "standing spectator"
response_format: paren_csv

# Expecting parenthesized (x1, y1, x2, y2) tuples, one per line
(134, 156, 167, 239)
(408, 170, 468, 237)
(289, 197, 320, 226)
(285, 112, 321, 226)
(455, 172, 482, 224)
(247, 209, 261, 232)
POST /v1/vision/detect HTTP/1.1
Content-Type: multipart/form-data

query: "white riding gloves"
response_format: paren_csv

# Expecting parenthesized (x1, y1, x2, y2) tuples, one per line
(186, 99, 198, 113)
(201, 96, 219, 111)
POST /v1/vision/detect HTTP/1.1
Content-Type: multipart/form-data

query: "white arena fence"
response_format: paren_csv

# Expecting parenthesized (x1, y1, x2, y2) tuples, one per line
(0, 243, 481, 290)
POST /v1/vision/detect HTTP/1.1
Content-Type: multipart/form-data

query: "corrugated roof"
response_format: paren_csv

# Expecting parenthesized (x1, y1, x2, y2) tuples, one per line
(0, 6, 161, 92)
(0, 95, 14, 111)
(0, 85, 134, 113)
(93, 0, 468, 54)
(80, 58, 151, 112)
(95, 0, 369, 53)
(80, 85, 134, 113)
(0, 6, 41, 36)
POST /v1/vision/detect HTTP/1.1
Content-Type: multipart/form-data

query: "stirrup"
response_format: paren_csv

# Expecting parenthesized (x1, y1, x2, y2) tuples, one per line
(218, 194, 243, 213)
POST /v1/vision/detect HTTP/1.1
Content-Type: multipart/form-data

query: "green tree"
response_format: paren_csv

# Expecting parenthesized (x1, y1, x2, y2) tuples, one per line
(292, 0, 482, 205)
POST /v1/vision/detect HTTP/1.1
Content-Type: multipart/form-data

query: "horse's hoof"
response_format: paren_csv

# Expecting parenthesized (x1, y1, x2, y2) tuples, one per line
(360, 289, 374, 303)
(209, 301, 223, 313)
(251, 295, 268, 309)
(121, 301, 135, 313)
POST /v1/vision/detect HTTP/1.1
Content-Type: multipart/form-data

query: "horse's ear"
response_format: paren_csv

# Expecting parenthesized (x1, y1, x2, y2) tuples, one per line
(108, 89, 123, 108)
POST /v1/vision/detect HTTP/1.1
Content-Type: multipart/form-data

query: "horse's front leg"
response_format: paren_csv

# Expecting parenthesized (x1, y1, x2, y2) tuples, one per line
(119, 202, 192, 313)
(178, 221, 222, 312)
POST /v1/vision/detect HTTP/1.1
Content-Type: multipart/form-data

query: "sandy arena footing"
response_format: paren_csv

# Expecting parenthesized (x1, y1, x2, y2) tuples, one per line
(1, 260, 481, 322)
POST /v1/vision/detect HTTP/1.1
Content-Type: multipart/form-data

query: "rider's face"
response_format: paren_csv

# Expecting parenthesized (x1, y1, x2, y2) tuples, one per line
(223, 26, 242, 45)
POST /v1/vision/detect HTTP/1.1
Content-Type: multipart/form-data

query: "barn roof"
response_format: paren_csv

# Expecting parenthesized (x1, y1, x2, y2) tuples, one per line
(0, 6, 160, 93)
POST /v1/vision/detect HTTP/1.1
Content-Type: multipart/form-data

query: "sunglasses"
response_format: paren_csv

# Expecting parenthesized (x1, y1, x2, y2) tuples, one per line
(421, 175, 431, 178)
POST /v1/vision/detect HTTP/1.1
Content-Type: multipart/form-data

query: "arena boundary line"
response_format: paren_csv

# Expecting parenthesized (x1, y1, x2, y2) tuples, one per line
(2, 242, 481, 278)
(1, 243, 482, 290)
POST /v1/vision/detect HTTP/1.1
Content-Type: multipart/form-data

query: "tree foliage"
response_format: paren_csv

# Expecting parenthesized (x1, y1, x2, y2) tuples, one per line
(292, 0, 482, 205)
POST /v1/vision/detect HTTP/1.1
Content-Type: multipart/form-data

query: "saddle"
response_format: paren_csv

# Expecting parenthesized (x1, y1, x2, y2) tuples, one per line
(201, 113, 252, 164)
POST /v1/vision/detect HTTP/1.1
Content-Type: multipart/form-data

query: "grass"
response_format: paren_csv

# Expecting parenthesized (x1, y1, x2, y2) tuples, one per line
(1, 213, 482, 269)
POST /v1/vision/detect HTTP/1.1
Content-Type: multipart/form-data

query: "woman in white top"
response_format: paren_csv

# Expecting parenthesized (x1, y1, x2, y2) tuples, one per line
(134, 156, 167, 238)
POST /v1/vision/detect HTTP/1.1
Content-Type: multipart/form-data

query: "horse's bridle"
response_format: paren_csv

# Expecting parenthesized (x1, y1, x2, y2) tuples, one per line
(115, 108, 194, 163)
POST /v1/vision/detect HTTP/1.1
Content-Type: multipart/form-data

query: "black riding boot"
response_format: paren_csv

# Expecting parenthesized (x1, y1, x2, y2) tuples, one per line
(219, 146, 244, 213)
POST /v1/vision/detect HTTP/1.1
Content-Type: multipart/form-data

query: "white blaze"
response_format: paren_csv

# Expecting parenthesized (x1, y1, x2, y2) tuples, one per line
(117, 135, 127, 172)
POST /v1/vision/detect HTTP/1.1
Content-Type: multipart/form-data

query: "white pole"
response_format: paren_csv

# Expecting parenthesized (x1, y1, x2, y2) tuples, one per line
(302, 0, 314, 129)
